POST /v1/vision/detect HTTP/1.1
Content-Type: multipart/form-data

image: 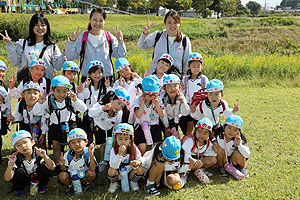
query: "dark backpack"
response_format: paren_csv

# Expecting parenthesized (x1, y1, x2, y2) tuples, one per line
(48, 95, 77, 117)
(15, 148, 42, 175)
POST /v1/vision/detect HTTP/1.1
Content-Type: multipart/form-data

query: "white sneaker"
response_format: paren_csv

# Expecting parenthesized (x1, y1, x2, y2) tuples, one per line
(130, 181, 139, 191)
(108, 182, 119, 193)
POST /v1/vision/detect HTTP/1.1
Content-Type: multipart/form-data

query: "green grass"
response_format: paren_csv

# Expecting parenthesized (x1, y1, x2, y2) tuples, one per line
(0, 80, 299, 199)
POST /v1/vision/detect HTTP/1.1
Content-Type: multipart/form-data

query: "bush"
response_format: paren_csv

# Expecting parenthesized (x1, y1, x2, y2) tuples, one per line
(0, 19, 29, 42)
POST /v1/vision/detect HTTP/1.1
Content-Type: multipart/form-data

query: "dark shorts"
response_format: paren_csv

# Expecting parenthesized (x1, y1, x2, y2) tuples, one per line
(94, 126, 113, 145)
(48, 121, 77, 145)
(134, 124, 162, 145)
(179, 115, 197, 135)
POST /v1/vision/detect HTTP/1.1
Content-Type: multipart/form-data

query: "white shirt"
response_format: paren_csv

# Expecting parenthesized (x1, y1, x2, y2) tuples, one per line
(12, 149, 45, 174)
(109, 147, 142, 172)
(216, 135, 250, 158)
(88, 32, 105, 48)
(23, 41, 44, 66)
(63, 149, 97, 173)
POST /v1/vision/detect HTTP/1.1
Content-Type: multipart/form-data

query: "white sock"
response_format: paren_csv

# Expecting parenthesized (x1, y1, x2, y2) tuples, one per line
(146, 180, 155, 186)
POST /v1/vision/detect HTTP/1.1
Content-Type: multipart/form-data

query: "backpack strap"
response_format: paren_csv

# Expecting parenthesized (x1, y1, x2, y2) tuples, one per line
(181, 36, 187, 73)
(220, 100, 226, 114)
(79, 31, 89, 72)
(45, 77, 51, 95)
(38, 45, 50, 59)
(104, 31, 115, 82)
(22, 39, 26, 51)
(199, 100, 203, 114)
(18, 98, 26, 116)
(152, 31, 163, 59)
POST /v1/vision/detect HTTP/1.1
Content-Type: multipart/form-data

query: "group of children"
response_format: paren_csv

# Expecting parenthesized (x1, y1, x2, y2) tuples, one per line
(1, 50, 250, 197)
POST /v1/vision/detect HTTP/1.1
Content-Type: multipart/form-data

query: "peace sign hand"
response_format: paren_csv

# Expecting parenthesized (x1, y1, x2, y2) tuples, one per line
(39, 93, 48, 104)
(8, 75, 16, 89)
(84, 77, 91, 88)
(70, 25, 83, 42)
(0, 30, 11, 43)
(69, 90, 77, 101)
(143, 19, 155, 35)
(112, 25, 123, 42)
(59, 152, 65, 166)
(35, 147, 47, 159)
(8, 152, 18, 164)
(104, 77, 110, 87)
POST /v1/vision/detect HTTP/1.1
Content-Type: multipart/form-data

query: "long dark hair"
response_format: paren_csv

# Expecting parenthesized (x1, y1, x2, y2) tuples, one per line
(164, 11, 182, 42)
(27, 14, 54, 46)
(113, 134, 136, 160)
(88, 8, 107, 31)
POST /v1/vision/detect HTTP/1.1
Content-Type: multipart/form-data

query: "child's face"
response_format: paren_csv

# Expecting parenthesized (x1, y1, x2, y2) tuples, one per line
(69, 138, 88, 154)
(23, 89, 41, 107)
(188, 61, 203, 75)
(224, 125, 240, 140)
(116, 133, 131, 147)
(14, 138, 35, 155)
(29, 65, 45, 81)
(118, 66, 132, 80)
(195, 127, 210, 142)
(89, 68, 103, 82)
(111, 99, 126, 112)
(52, 86, 69, 102)
(33, 20, 47, 38)
(156, 60, 170, 74)
(90, 12, 105, 32)
(0, 69, 6, 80)
(207, 91, 223, 107)
(63, 70, 78, 83)
(165, 83, 180, 98)
(143, 92, 158, 102)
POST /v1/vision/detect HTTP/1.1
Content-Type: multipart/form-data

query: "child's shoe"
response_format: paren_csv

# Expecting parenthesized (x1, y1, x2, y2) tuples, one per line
(14, 190, 25, 198)
(38, 185, 48, 194)
(65, 185, 74, 196)
(144, 183, 160, 196)
(219, 166, 228, 176)
(108, 182, 119, 193)
(130, 181, 139, 191)
(194, 168, 209, 184)
(240, 167, 249, 178)
(84, 183, 97, 192)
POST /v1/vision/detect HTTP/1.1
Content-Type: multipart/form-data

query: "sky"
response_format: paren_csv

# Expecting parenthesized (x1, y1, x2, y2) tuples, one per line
(241, 0, 282, 7)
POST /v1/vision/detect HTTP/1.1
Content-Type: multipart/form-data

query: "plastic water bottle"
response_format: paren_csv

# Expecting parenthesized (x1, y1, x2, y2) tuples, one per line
(104, 137, 113, 161)
(119, 166, 130, 192)
(142, 121, 153, 145)
(30, 173, 39, 195)
(171, 127, 180, 140)
(224, 163, 245, 180)
(70, 170, 82, 195)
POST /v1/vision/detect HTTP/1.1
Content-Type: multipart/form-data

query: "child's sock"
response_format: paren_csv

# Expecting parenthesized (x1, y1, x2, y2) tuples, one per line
(146, 180, 155, 186)
(131, 174, 143, 182)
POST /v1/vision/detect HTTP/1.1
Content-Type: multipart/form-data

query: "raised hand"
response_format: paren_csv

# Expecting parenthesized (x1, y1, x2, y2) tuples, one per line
(6, 112, 15, 122)
(234, 132, 241, 146)
(35, 147, 47, 159)
(143, 19, 155, 35)
(8, 152, 18, 164)
(77, 82, 83, 94)
(118, 145, 127, 156)
(51, 72, 57, 78)
(177, 91, 184, 103)
(119, 77, 125, 87)
(144, 68, 150, 78)
(189, 157, 202, 169)
(180, 75, 185, 90)
(84, 77, 91, 88)
(39, 93, 47, 104)
(59, 152, 65, 166)
(190, 102, 196, 113)
(130, 160, 142, 167)
(88, 143, 95, 154)
(101, 103, 111, 110)
(104, 77, 110, 87)
(69, 90, 77, 101)
(112, 25, 123, 42)
(8, 75, 16, 89)
(152, 94, 159, 106)
(0, 30, 11, 43)
(233, 104, 240, 113)
(70, 25, 83, 41)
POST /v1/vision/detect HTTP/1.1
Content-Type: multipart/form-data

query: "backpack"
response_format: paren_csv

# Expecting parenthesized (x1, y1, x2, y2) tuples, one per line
(66, 146, 91, 167)
(48, 94, 78, 121)
(181, 135, 210, 156)
(15, 148, 42, 175)
(191, 88, 207, 107)
(198, 98, 226, 115)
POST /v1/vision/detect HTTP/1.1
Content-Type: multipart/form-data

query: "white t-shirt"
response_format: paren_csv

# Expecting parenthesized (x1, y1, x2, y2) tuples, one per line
(23, 41, 44, 67)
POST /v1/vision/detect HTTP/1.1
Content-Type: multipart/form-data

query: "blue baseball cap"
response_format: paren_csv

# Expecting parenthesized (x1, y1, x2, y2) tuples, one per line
(29, 58, 46, 69)
(142, 75, 160, 93)
(0, 60, 7, 71)
(225, 115, 243, 129)
(23, 81, 40, 92)
(62, 61, 80, 72)
(0, 86, 8, 101)
(163, 74, 180, 85)
(161, 136, 181, 160)
(51, 75, 72, 89)
(11, 130, 32, 147)
(188, 52, 204, 63)
(88, 60, 104, 72)
(158, 53, 174, 66)
(114, 123, 134, 136)
(115, 58, 130, 72)
(206, 79, 223, 92)
(115, 87, 130, 108)
(195, 117, 213, 132)
(67, 128, 87, 143)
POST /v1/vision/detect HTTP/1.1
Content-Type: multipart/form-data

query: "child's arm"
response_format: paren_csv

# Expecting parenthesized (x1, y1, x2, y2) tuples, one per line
(59, 152, 67, 171)
(235, 136, 250, 158)
(190, 103, 203, 121)
(110, 32, 126, 59)
(64, 31, 82, 61)
(35, 147, 56, 170)
(109, 147, 124, 170)
(88, 102, 106, 118)
(135, 96, 145, 118)
(88, 143, 96, 171)
(4, 152, 18, 182)
(153, 96, 165, 118)
(10, 103, 21, 122)
(9, 78, 22, 99)
(220, 100, 235, 118)
(177, 92, 190, 116)
(31, 95, 48, 116)
(70, 92, 87, 113)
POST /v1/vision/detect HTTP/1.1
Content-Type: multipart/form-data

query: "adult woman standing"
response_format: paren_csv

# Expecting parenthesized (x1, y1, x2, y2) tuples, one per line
(1, 13, 62, 80)
(65, 8, 126, 82)
(137, 11, 192, 76)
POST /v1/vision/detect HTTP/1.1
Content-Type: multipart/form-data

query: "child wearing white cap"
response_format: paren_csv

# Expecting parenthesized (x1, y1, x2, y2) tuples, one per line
(107, 123, 144, 193)
(59, 128, 97, 195)
(4, 130, 55, 198)
(0, 85, 10, 164)
(61, 61, 81, 94)
(212, 115, 250, 177)
(9, 58, 51, 99)
(152, 53, 173, 88)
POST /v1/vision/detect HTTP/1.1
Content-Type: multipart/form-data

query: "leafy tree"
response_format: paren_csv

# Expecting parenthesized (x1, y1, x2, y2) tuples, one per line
(93, 0, 107, 6)
(209, 0, 236, 17)
(149, 0, 167, 15)
(165, 0, 192, 11)
(246, 1, 261, 15)
(117, 0, 130, 11)
(192, 0, 214, 18)
(280, 0, 300, 9)
(236, 0, 247, 16)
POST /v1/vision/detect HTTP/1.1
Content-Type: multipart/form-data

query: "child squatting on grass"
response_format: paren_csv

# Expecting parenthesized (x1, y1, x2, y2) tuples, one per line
(4, 130, 55, 198)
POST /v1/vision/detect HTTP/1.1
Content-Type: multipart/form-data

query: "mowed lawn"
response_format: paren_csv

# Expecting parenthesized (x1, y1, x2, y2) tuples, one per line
(0, 81, 299, 200)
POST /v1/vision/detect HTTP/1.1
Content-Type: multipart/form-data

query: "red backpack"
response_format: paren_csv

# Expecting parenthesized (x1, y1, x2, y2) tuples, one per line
(190, 88, 207, 108)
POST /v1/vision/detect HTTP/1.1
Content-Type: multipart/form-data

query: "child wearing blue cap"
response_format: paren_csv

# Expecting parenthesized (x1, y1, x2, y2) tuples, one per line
(134, 75, 165, 155)
(181, 117, 217, 184)
(81, 60, 111, 144)
(107, 123, 144, 193)
(62, 61, 81, 94)
(59, 128, 97, 195)
(0, 85, 10, 164)
(8, 82, 47, 149)
(113, 57, 142, 109)
(4, 130, 55, 198)
(88, 87, 130, 166)
(212, 115, 250, 177)
(9, 58, 51, 99)
(31, 75, 87, 172)
(190, 79, 239, 133)
(161, 74, 189, 138)
(180, 52, 209, 136)
(141, 136, 185, 195)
